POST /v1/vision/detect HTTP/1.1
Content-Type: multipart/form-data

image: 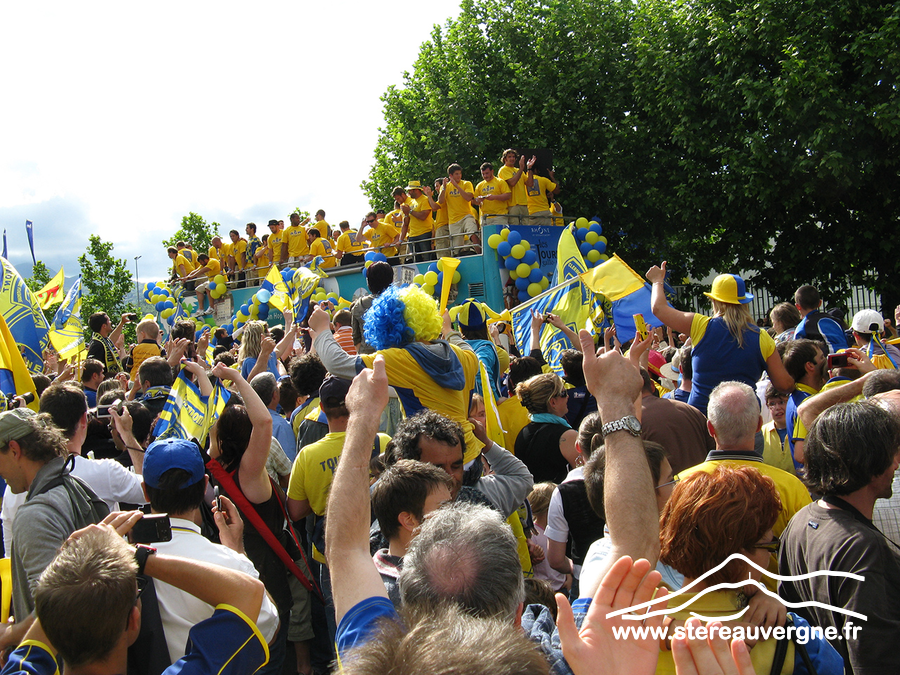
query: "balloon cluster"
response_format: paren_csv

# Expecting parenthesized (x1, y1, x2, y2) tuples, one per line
(487, 229, 550, 302)
(413, 259, 461, 298)
(364, 251, 389, 269)
(208, 275, 228, 299)
(143, 282, 184, 324)
(574, 217, 609, 268)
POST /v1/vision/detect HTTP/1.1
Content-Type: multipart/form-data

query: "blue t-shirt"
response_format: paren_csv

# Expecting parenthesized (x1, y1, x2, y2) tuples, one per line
(1, 606, 268, 675)
(241, 352, 280, 380)
(336, 596, 400, 659)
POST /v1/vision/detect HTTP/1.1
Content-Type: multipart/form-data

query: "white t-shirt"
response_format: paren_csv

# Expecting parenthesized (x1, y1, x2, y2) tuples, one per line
(153, 517, 280, 664)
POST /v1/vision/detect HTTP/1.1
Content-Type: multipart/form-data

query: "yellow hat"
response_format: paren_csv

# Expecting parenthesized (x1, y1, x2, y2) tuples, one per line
(704, 274, 753, 305)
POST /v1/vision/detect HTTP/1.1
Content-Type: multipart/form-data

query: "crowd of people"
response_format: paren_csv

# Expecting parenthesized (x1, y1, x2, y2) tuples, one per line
(0, 247, 897, 675)
(167, 149, 565, 312)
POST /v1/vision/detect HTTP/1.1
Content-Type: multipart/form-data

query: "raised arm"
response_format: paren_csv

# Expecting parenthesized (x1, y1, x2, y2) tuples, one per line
(472, 420, 534, 517)
(212, 363, 272, 503)
(579, 330, 658, 590)
(646, 262, 693, 335)
(310, 306, 358, 379)
(326, 356, 390, 623)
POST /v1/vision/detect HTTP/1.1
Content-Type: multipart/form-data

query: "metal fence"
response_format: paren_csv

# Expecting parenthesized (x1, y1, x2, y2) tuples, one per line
(674, 283, 882, 325)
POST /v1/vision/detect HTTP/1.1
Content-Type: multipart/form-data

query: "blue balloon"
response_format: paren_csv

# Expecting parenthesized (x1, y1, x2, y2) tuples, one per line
(518, 290, 530, 302)
(240, 304, 250, 316)
(577, 228, 588, 241)
(258, 305, 269, 319)
(364, 251, 376, 262)
(257, 289, 272, 304)
(427, 263, 439, 273)
(160, 288, 170, 297)
(497, 241, 512, 258)
(589, 222, 602, 235)
(282, 270, 293, 282)
(504, 256, 519, 271)
(529, 268, 543, 284)
(147, 281, 157, 289)
(437, 272, 443, 284)
(580, 241, 592, 256)
(522, 250, 538, 265)
(594, 241, 607, 253)
(164, 300, 174, 310)
(225, 324, 234, 335)
(166, 315, 175, 325)
(374, 252, 388, 262)
(235, 321, 245, 330)
(506, 230, 522, 246)
(155, 301, 165, 311)
(515, 277, 529, 291)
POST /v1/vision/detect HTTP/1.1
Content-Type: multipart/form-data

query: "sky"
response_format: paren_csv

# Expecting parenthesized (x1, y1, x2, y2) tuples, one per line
(0, 1, 460, 289)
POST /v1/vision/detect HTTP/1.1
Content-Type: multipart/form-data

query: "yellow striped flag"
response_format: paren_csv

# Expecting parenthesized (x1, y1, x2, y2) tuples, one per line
(34, 267, 65, 309)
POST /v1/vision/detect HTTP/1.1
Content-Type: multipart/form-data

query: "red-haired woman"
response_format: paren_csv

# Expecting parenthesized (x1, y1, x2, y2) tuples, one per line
(655, 465, 841, 674)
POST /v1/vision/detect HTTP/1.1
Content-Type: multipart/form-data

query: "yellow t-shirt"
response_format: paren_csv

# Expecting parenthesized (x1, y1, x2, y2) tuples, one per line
(526, 174, 558, 214)
(288, 430, 391, 562)
(365, 217, 400, 257)
(256, 245, 271, 269)
(202, 258, 221, 281)
(336, 231, 366, 257)
(314, 219, 330, 239)
(550, 201, 564, 226)
(407, 195, 434, 238)
(443, 179, 475, 224)
(268, 230, 285, 261)
(498, 164, 528, 206)
(173, 254, 194, 276)
(434, 199, 449, 229)
(230, 239, 248, 270)
(285, 225, 310, 257)
(309, 238, 336, 268)
(475, 177, 511, 216)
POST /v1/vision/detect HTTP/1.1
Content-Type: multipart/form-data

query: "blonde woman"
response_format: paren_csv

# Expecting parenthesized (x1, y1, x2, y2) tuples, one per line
(647, 262, 793, 416)
(514, 373, 579, 483)
(238, 320, 287, 380)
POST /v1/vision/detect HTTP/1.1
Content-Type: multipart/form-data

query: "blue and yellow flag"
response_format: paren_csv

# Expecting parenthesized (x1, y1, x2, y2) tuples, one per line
(49, 277, 85, 360)
(511, 226, 602, 375)
(154, 370, 230, 445)
(579, 254, 666, 340)
(0, 314, 39, 410)
(290, 266, 323, 318)
(261, 265, 292, 313)
(0, 257, 50, 373)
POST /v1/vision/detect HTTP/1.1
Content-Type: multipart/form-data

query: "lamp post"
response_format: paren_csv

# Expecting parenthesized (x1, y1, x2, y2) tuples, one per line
(134, 256, 142, 307)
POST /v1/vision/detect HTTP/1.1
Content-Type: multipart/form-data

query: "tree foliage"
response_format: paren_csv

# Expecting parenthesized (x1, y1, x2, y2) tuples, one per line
(365, 0, 900, 313)
(162, 213, 220, 253)
(78, 235, 136, 339)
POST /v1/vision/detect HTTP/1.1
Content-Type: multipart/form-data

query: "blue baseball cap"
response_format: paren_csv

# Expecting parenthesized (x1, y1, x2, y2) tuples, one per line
(143, 438, 205, 489)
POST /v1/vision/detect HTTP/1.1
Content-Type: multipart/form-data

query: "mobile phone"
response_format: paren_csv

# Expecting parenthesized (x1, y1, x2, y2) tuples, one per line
(214, 486, 222, 513)
(130, 514, 173, 544)
(634, 313, 649, 341)
(827, 353, 850, 368)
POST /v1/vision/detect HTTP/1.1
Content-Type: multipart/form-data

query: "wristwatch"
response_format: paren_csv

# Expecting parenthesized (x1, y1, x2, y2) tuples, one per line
(601, 415, 642, 438)
(135, 544, 157, 576)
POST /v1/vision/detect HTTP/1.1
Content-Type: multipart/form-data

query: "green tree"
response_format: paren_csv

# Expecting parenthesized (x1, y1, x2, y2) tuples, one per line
(78, 236, 137, 342)
(367, 0, 900, 314)
(162, 213, 220, 253)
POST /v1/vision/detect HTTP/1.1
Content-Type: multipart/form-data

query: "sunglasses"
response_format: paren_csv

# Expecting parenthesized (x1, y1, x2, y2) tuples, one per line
(754, 535, 781, 554)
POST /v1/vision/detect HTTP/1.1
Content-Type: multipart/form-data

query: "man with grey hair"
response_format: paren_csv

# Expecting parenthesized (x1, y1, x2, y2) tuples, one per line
(676, 381, 811, 539)
(251, 372, 296, 462)
(326, 353, 668, 675)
